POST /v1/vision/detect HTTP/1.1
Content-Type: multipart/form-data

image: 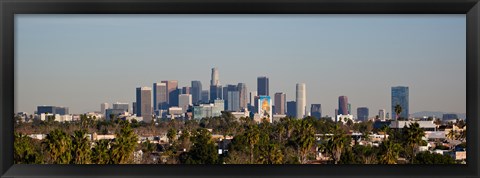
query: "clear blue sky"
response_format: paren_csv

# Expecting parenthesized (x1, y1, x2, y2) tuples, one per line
(15, 14, 466, 117)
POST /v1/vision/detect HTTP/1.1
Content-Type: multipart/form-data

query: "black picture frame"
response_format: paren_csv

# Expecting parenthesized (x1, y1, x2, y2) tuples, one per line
(1, 0, 479, 178)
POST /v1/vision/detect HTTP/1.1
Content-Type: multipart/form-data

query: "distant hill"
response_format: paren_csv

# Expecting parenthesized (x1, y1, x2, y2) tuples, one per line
(411, 111, 466, 120)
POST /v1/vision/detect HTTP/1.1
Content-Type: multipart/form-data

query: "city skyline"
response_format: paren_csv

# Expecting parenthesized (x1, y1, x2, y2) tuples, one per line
(15, 15, 466, 116)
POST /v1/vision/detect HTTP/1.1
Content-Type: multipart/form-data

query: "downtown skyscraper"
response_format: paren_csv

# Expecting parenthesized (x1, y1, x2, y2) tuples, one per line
(391, 86, 409, 120)
(237, 83, 248, 110)
(274, 92, 286, 115)
(136, 87, 152, 123)
(296, 83, 306, 119)
(257, 76, 269, 96)
(191, 81, 202, 104)
(210, 67, 222, 101)
(153, 82, 167, 110)
(338, 96, 348, 115)
(161, 80, 179, 108)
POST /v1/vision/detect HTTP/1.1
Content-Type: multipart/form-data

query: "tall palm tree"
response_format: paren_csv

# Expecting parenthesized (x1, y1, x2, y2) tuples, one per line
(245, 125, 260, 164)
(42, 129, 72, 164)
(324, 124, 351, 164)
(405, 122, 425, 163)
(292, 120, 316, 164)
(394, 104, 402, 120)
(71, 130, 92, 164)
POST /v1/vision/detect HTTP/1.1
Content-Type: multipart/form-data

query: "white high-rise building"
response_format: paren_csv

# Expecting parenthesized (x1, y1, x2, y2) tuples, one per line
(211, 67, 220, 86)
(296, 83, 306, 119)
(178, 94, 192, 112)
(101, 103, 109, 114)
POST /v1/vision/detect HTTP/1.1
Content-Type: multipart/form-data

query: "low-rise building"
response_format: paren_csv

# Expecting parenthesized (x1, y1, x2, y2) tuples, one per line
(389, 120, 436, 131)
(192, 100, 224, 120)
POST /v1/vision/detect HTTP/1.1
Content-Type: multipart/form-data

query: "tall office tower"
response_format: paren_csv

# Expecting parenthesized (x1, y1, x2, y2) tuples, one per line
(237, 83, 248, 110)
(287, 101, 297, 118)
(391, 86, 409, 120)
(153, 83, 167, 110)
(210, 67, 222, 102)
(274, 92, 286, 115)
(211, 67, 220, 86)
(201, 90, 209, 104)
(227, 91, 240, 111)
(160, 80, 178, 108)
(101, 103, 109, 114)
(257, 76, 269, 96)
(338, 96, 349, 115)
(249, 91, 257, 106)
(132, 102, 136, 115)
(357, 107, 369, 122)
(378, 109, 386, 120)
(296, 83, 306, 119)
(223, 84, 238, 109)
(136, 87, 152, 123)
(113, 102, 129, 112)
(182, 87, 191, 94)
(191, 81, 202, 104)
(210, 85, 223, 101)
(311, 104, 322, 119)
(348, 103, 352, 115)
(178, 94, 192, 112)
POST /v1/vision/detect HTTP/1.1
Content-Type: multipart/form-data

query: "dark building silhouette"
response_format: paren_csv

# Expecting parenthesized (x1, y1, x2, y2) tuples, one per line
(357, 107, 369, 122)
(191, 81, 202, 104)
(257, 76, 269, 96)
(311, 104, 322, 119)
(338, 96, 348, 115)
(287, 101, 297, 118)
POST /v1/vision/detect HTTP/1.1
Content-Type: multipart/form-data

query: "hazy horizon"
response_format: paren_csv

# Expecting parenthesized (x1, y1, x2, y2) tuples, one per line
(15, 14, 466, 117)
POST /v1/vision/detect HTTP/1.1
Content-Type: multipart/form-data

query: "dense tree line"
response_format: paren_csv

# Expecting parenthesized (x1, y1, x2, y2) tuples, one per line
(14, 112, 460, 164)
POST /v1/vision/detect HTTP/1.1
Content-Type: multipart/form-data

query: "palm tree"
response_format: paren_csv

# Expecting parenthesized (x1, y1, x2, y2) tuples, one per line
(110, 121, 138, 164)
(71, 130, 91, 164)
(324, 124, 351, 164)
(405, 122, 425, 163)
(394, 104, 402, 120)
(292, 120, 316, 164)
(92, 139, 110, 164)
(14, 133, 42, 164)
(42, 129, 72, 164)
(379, 125, 390, 141)
(245, 125, 260, 164)
(447, 129, 456, 140)
(379, 139, 401, 164)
